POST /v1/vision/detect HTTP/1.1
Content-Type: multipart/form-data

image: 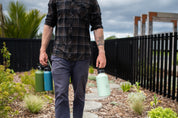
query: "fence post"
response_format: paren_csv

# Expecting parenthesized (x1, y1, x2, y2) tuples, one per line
(172, 32, 177, 100)
(168, 33, 173, 98)
(164, 33, 169, 97)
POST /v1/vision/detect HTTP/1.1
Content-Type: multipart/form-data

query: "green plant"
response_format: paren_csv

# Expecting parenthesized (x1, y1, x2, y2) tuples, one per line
(0, 65, 26, 117)
(0, 42, 11, 69)
(110, 101, 118, 106)
(23, 94, 45, 113)
(148, 107, 178, 118)
(89, 66, 94, 74)
(88, 75, 96, 81)
(2, 1, 45, 39)
(43, 94, 53, 103)
(120, 82, 132, 92)
(150, 94, 161, 108)
(133, 82, 141, 92)
(87, 83, 95, 87)
(20, 69, 35, 92)
(127, 92, 146, 115)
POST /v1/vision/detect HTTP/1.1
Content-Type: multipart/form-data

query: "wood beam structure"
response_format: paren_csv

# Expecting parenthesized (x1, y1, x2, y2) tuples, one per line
(141, 14, 147, 36)
(148, 12, 178, 35)
(134, 16, 141, 36)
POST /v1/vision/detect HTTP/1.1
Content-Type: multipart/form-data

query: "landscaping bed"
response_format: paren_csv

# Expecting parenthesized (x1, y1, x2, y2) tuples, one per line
(3, 69, 178, 118)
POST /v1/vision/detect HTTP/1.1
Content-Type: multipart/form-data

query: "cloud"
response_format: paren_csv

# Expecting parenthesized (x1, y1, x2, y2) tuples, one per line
(1, 0, 178, 38)
(99, 0, 178, 36)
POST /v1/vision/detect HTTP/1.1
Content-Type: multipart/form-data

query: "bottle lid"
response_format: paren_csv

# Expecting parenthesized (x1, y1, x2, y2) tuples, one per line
(44, 66, 51, 71)
(38, 65, 42, 70)
(97, 68, 105, 74)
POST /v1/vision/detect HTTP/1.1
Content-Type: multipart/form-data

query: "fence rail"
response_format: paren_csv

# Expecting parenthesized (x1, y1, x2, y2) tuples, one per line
(0, 32, 177, 101)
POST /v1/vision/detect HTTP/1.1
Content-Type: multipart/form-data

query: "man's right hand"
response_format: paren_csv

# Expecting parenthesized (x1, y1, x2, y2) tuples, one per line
(39, 50, 48, 66)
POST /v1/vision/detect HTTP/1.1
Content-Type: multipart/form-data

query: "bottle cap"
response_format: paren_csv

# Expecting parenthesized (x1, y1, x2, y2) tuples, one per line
(44, 66, 51, 71)
(97, 68, 105, 74)
(38, 66, 42, 70)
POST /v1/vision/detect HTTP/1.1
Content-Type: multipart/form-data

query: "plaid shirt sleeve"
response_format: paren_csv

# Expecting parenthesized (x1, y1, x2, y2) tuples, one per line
(45, 0, 57, 27)
(90, 0, 103, 31)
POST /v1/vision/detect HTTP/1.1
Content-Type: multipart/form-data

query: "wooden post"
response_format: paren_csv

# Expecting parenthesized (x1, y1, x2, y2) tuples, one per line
(148, 12, 157, 35)
(134, 16, 140, 36)
(171, 20, 177, 32)
(141, 14, 147, 36)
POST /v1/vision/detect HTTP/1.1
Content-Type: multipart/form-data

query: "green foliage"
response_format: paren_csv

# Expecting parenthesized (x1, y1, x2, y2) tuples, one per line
(89, 66, 94, 74)
(20, 69, 35, 92)
(110, 101, 118, 106)
(23, 94, 45, 113)
(133, 82, 141, 92)
(0, 65, 26, 117)
(127, 92, 146, 115)
(2, 1, 45, 39)
(87, 83, 95, 87)
(148, 107, 178, 118)
(88, 75, 96, 81)
(0, 42, 11, 68)
(43, 94, 53, 103)
(120, 82, 132, 92)
(105, 35, 118, 40)
(150, 94, 160, 108)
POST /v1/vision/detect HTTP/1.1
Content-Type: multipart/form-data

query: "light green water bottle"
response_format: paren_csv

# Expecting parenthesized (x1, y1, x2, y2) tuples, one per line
(96, 69, 110, 97)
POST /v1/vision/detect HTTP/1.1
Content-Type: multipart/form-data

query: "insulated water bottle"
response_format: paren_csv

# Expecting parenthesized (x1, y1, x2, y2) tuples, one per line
(96, 69, 110, 97)
(35, 66, 44, 92)
(44, 66, 53, 91)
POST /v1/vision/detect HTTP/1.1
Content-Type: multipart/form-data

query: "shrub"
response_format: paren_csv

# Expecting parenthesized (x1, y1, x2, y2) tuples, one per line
(120, 82, 132, 92)
(0, 42, 11, 69)
(89, 66, 94, 74)
(20, 69, 35, 92)
(133, 82, 141, 92)
(127, 92, 146, 114)
(0, 65, 26, 117)
(87, 83, 95, 87)
(88, 75, 96, 81)
(150, 94, 161, 108)
(148, 107, 178, 118)
(23, 94, 45, 113)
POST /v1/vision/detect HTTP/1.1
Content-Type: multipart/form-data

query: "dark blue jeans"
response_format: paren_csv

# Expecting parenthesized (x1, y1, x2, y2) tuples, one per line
(51, 56, 90, 118)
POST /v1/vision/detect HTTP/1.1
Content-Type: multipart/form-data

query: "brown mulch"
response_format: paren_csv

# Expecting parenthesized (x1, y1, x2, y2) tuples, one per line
(10, 70, 178, 118)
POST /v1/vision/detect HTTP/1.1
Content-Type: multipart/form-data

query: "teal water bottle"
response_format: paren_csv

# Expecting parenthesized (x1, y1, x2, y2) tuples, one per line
(96, 69, 110, 97)
(35, 66, 44, 92)
(44, 66, 53, 91)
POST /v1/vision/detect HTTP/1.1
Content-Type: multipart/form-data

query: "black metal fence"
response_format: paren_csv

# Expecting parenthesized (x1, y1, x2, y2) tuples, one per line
(132, 32, 178, 101)
(0, 38, 53, 72)
(0, 32, 177, 101)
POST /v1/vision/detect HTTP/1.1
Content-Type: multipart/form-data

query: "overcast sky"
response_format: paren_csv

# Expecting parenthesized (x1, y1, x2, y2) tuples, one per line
(1, 0, 178, 39)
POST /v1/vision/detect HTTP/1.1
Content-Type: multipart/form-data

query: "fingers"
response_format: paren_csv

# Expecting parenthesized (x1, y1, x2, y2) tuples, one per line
(98, 60, 106, 68)
(96, 58, 99, 68)
(96, 57, 106, 68)
(99, 61, 106, 68)
(39, 52, 48, 66)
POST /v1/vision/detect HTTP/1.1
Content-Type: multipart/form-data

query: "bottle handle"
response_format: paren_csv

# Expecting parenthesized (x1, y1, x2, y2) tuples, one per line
(47, 59, 52, 69)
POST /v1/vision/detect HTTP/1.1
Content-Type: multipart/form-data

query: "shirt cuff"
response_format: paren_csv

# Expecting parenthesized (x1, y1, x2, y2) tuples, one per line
(91, 25, 103, 31)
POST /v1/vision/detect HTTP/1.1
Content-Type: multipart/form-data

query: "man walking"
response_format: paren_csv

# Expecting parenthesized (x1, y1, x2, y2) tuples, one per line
(39, 0, 106, 117)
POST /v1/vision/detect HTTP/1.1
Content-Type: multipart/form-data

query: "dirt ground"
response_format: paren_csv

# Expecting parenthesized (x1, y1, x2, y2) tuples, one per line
(11, 70, 178, 118)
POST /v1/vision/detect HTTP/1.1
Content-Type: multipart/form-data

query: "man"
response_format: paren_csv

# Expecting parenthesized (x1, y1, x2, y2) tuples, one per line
(39, 0, 106, 117)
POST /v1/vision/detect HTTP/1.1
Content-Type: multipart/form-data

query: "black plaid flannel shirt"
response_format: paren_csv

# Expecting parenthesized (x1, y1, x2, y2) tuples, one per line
(45, 0, 103, 61)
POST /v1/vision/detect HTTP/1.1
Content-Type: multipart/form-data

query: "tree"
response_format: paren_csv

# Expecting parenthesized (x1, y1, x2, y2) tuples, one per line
(105, 35, 118, 40)
(1, 1, 45, 39)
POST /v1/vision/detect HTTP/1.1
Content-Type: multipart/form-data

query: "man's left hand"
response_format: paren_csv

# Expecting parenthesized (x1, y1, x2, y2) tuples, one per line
(96, 52, 106, 68)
